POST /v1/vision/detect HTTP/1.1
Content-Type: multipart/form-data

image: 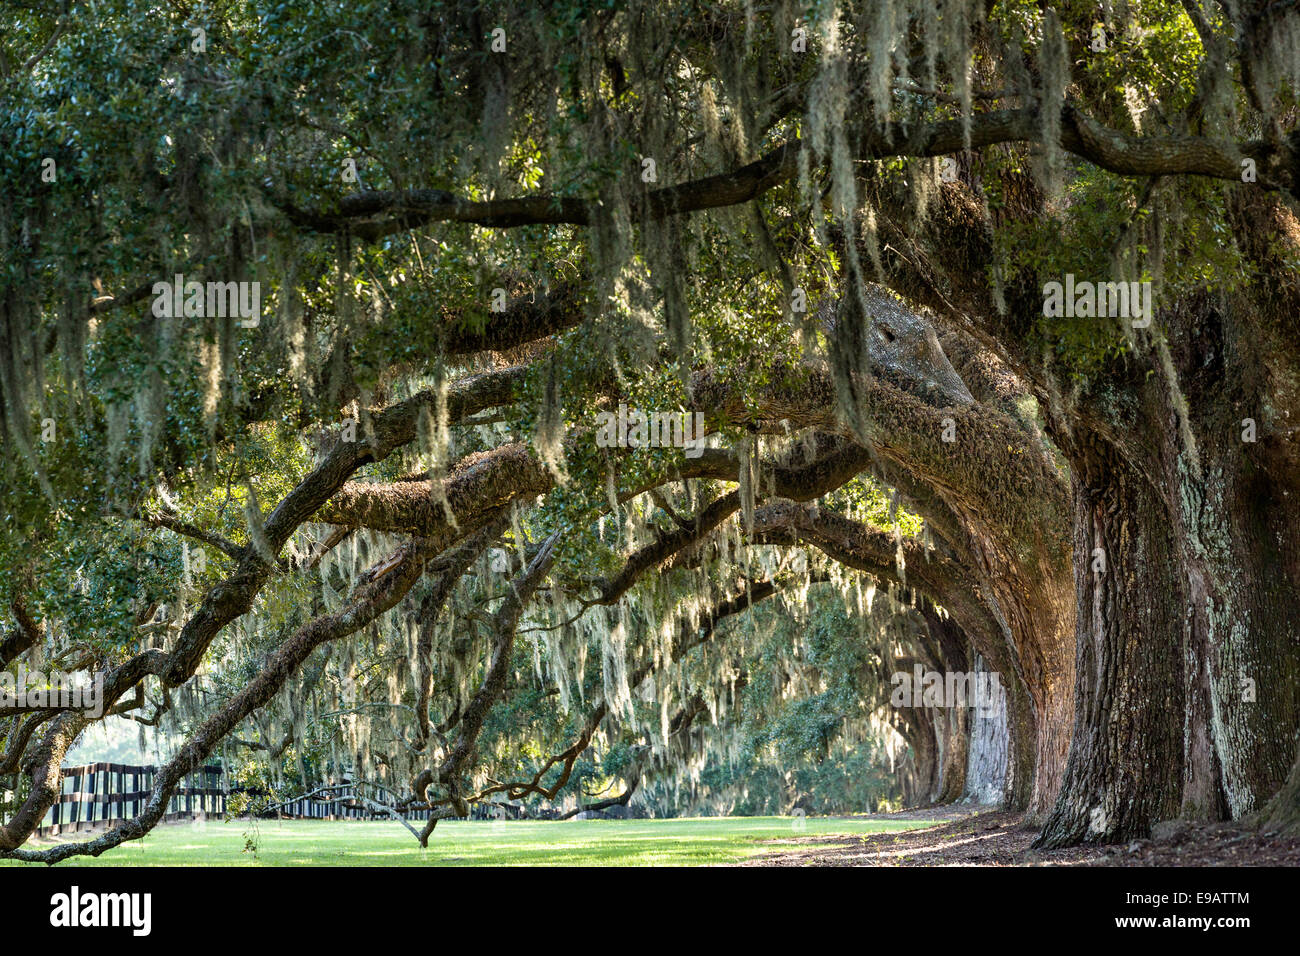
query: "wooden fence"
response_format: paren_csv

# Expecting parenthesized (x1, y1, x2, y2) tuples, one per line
(36, 763, 434, 836)
(38, 762, 226, 837)
(270, 783, 433, 823)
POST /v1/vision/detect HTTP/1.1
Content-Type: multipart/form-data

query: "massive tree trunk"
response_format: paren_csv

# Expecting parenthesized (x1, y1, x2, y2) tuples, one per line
(956, 535, 1073, 821)
(1036, 436, 1187, 846)
(1040, 271, 1300, 844)
(963, 653, 1010, 804)
(1169, 196, 1300, 822)
(899, 707, 940, 807)
(1038, 416, 1300, 845)
(879, 175, 1300, 845)
(934, 705, 969, 805)
(925, 611, 971, 805)
(1169, 341, 1300, 821)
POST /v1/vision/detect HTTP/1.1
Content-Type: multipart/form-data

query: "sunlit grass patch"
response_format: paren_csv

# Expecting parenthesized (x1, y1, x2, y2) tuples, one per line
(2, 816, 940, 867)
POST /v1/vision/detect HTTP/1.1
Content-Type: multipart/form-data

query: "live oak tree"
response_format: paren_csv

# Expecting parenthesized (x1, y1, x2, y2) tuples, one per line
(2, 0, 1300, 862)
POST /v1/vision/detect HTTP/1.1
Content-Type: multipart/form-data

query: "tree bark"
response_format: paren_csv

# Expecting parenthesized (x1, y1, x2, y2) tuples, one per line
(1036, 438, 1187, 846)
(963, 653, 1010, 804)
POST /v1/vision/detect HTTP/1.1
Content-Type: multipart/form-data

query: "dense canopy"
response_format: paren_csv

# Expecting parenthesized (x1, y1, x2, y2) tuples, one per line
(2, 0, 1300, 862)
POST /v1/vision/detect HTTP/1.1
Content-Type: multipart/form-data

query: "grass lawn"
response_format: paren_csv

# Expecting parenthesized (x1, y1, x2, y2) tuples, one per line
(1, 815, 940, 866)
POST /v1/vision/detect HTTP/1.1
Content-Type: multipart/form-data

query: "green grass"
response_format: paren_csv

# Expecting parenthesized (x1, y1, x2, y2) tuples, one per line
(2, 815, 940, 866)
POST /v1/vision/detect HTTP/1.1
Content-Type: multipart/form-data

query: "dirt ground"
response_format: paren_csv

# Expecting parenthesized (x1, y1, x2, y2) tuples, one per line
(742, 807, 1300, 866)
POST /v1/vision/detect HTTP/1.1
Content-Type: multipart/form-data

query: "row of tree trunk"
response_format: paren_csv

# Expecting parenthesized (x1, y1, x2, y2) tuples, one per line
(861, 190, 1300, 843)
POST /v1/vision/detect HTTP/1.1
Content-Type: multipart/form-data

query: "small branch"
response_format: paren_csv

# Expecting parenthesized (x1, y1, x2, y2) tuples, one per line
(18, 15, 66, 76)
(145, 514, 244, 562)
